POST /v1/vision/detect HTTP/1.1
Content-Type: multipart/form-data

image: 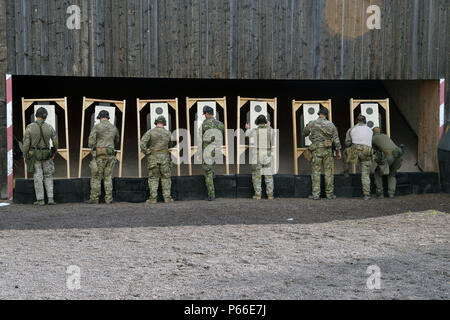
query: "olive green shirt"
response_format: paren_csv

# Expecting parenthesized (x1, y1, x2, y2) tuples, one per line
(23, 119, 58, 154)
(372, 133, 398, 153)
(304, 117, 342, 150)
(88, 119, 120, 150)
(140, 126, 172, 155)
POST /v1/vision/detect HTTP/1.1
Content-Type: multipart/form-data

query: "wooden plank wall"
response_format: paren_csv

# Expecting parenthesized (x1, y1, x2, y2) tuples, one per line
(2, 0, 448, 81)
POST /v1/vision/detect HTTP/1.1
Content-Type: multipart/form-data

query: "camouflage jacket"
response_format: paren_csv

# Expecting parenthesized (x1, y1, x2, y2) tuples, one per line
(245, 124, 273, 151)
(304, 117, 341, 150)
(23, 119, 58, 154)
(88, 119, 120, 150)
(200, 118, 225, 150)
(140, 127, 172, 155)
(372, 133, 399, 153)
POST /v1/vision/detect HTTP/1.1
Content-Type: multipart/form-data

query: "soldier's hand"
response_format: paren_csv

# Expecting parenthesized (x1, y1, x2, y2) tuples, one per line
(245, 123, 250, 130)
(337, 150, 342, 160)
(51, 154, 56, 160)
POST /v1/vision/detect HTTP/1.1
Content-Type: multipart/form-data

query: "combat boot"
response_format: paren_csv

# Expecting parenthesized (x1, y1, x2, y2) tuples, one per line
(388, 194, 395, 199)
(146, 199, 157, 204)
(377, 194, 384, 199)
(47, 198, 56, 205)
(326, 194, 337, 200)
(164, 198, 174, 203)
(85, 199, 99, 204)
(207, 196, 216, 201)
(34, 200, 45, 206)
(267, 194, 274, 200)
(363, 195, 371, 201)
(308, 195, 320, 200)
(253, 194, 262, 200)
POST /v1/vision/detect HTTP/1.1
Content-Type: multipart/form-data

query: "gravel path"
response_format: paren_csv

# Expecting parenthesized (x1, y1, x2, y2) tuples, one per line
(0, 194, 449, 299)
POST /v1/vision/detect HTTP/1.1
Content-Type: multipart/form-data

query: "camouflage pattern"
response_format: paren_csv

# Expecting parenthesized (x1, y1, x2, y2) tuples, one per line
(88, 119, 120, 203)
(200, 118, 225, 198)
(23, 119, 58, 201)
(372, 132, 403, 197)
(140, 127, 173, 202)
(246, 124, 274, 197)
(304, 117, 341, 198)
(344, 125, 373, 196)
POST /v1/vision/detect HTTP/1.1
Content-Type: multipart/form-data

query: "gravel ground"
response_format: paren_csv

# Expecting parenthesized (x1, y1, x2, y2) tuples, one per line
(0, 194, 449, 300)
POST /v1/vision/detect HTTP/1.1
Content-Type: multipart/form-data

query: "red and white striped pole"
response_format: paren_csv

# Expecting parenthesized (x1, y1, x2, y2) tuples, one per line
(6, 74, 13, 200)
(440, 78, 445, 139)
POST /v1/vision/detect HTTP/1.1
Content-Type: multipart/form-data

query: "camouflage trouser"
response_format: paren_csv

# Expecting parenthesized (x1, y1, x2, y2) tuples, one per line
(344, 145, 373, 196)
(311, 147, 333, 197)
(147, 153, 172, 201)
(252, 164, 274, 197)
(89, 155, 116, 203)
(202, 163, 216, 198)
(374, 154, 403, 197)
(33, 159, 55, 201)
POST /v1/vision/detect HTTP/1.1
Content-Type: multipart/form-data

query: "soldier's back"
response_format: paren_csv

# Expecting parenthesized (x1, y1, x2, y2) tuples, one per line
(93, 121, 117, 148)
(308, 118, 336, 143)
(373, 134, 397, 152)
(148, 127, 171, 151)
(27, 121, 54, 147)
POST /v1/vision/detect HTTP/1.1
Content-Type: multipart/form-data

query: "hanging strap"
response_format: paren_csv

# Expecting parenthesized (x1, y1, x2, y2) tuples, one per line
(35, 122, 49, 149)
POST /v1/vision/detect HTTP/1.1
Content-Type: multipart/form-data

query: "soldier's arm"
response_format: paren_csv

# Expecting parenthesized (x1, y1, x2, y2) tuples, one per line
(140, 130, 151, 154)
(303, 123, 311, 137)
(51, 126, 59, 150)
(332, 125, 342, 150)
(23, 126, 31, 155)
(220, 121, 225, 137)
(88, 126, 97, 149)
(345, 128, 352, 147)
(114, 128, 120, 147)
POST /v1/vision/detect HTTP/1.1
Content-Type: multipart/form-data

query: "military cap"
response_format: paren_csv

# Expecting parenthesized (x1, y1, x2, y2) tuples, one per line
(97, 110, 110, 120)
(35, 107, 48, 119)
(154, 115, 167, 126)
(203, 106, 214, 116)
(318, 106, 329, 118)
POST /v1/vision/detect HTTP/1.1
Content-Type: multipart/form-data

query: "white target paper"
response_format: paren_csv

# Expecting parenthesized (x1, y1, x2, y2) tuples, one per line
(149, 103, 169, 129)
(303, 104, 320, 146)
(249, 101, 268, 130)
(361, 103, 379, 129)
(34, 105, 56, 148)
(94, 106, 116, 126)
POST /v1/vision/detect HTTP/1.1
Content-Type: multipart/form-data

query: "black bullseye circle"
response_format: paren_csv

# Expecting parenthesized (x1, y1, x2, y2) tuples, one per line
(308, 107, 315, 115)
(254, 105, 262, 113)
(156, 107, 163, 115)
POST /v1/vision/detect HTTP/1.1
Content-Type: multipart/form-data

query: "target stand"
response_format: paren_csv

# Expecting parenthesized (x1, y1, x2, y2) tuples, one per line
(78, 97, 126, 178)
(292, 99, 333, 175)
(22, 97, 71, 179)
(236, 97, 278, 174)
(136, 98, 180, 177)
(350, 98, 390, 173)
(186, 97, 229, 176)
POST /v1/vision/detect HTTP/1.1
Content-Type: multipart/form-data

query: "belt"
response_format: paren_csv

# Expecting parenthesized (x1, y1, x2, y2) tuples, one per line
(31, 147, 50, 150)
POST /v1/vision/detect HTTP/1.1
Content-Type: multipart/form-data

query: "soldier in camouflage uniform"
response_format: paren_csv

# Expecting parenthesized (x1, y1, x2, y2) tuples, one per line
(87, 110, 120, 204)
(23, 107, 58, 206)
(303, 106, 342, 200)
(344, 114, 374, 200)
(199, 106, 225, 201)
(140, 115, 174, 204)
(372, 127, 403, 198)
(245, 115, 274, 200)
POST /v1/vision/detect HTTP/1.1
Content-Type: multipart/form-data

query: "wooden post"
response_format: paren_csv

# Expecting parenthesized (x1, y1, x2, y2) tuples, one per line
(78, 97, 86, 178)
(237, 96, 241, 174)
(137, 98, 141, 177)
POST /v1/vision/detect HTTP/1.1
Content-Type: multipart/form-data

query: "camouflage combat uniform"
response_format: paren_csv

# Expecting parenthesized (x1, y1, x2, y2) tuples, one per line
(246, 124, 274, 198)
(372, 132, 403, 197)
(200, 117, 225, 198)
(88, 119, 120, 203)
(140, 126, 173, 203)
(23, 119, 58, 203)
(304, 117, 342, 198)
(344, 124, 373, 196)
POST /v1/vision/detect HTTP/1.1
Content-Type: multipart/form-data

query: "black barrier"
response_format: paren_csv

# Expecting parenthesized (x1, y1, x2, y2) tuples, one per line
(14, 173, 441, 204)
(438, 121, 450, 193)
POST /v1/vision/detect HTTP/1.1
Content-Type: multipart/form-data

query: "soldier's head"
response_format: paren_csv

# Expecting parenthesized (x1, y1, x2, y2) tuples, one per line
(373, 127, 381, 134)
(203, 106, 214, 118)
(255, 115, 268, 126)
(318, 106, 329, 119)
(357, 114, 367, 124)
(97, 110, 110, 120)
(154, 115, 167, 127)
(35, 107, 48, 120)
